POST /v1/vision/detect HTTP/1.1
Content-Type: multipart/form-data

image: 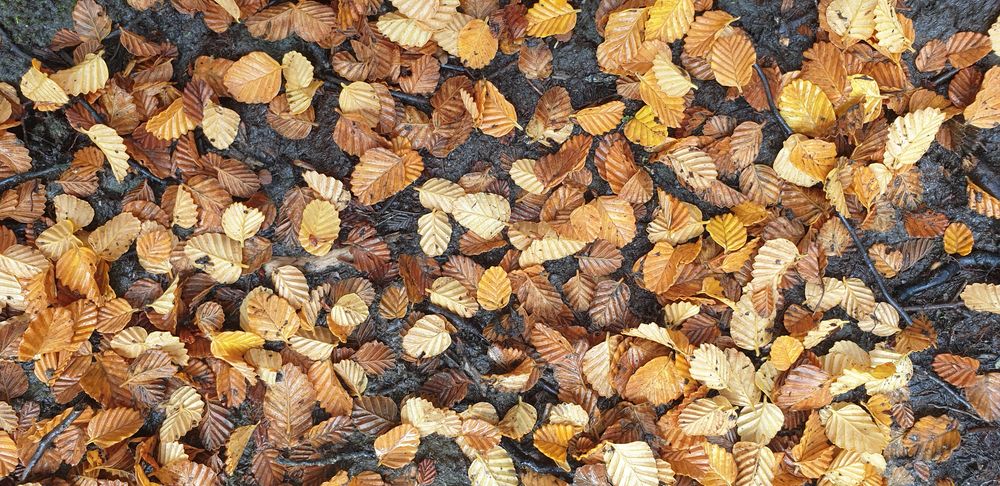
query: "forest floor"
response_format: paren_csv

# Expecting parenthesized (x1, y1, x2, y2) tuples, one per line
(2, 0, 1000, 484)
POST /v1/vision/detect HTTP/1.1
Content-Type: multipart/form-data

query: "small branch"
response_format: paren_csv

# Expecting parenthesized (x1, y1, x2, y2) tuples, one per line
(486, 58, 517, 80)
(440, 63, 469, 73)
(752, 63, 793, 138)
(930, 67, 960, 88)
(20, 406, 86, 481)
(0, 163, 71, 192)
(902, 302, 966, 312)
(836, 212, 915, 327)
(275, 450, 369, 467)
(923, 370, 978, 417)
(315, 72, 431, 109)
(0, 22, 33, 61)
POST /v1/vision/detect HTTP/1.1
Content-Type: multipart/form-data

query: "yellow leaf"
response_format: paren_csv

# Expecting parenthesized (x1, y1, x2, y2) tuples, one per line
(202, 100, 241, 149)
(706, 213, 747, 252)
(468, 446, 518, 486)
(160, 386, 204, 442)
(298, 199, 341, 256)
(51, 52, 109, 96)
(826, 0, 876, 46)
(873, 0, 912, 55)
(652, 52, 695, 97)
(147, 98, 198, 140)
(53, 194, 94, 228)
(819, 402, 888, 454)
(429, 276, 479, 317)
(78, 123, 129, 182)
(770, 335, 804, 371)
(624, 105, 668, 148)
(943, 222, 974, 256)
(961, 283, 1000, 314)
(225, 424, 257, 475)
(418, 178, 466, 212)
(89, 212, 141, 261)
(778, 79, 836, 137)
(184, 233, 244, 284)
(645, 0, 695, 43)
(526, 0, 578, 38)
(223, 51, 282, 103)
(573, 100, 625, 135)
(882, 107, 945, 170)
(377, 13, 433, 48)
(458, 19, 498, 69)
(474, 80, 520, 137)
(352, 147, 424, 205)
(271, 265, 309, 309)
(477, 266, 512, 311)
(604, 441, 658, 486)
(452, 193, 510, 239)
(20, 60, 69, 106)
(418, 209, 452, 257)
(375, 424, 420, 468)
(403, 314, 453, 358)
(222, 202, 265, 245)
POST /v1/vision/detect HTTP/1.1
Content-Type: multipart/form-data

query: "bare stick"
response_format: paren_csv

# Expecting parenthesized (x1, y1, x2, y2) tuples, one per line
(903, 302, 966, 312)
(0, 163, 70, 192)
(752, 63, 793, 137)
(20, 407, 86, 481)
(923, 370, 978, 416)
(276, 450, 369, 467)
(836, 212, 915, 327)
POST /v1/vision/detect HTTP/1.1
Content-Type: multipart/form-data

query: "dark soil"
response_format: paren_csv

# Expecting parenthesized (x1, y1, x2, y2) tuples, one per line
(3, 0, 1000, 484)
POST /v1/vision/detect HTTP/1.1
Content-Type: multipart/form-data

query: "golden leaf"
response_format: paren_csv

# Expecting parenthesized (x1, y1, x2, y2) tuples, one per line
(20, 60, 69, 106)
(430, 276, 479, 317)
(604, 441, 658, 486)
(54, 194, 95, 228)
(225, 424, 257, 475)
(706, 213, 747, 252)
(418, 209, 452, 257)
(678, 396, 736, 436)
(375, 423, 421, 468)
(184, 233, 244, 284)
(418, 178, 466, 212)
(770, 335, 804, 371)
(298, 198, 341, 256)
(146, 98, 198, 141)
(526, 0, 578, 38)
(778, 79, 836, 137)
(737, 402, 784, 444)
(377, 13, 433, 48)
(78, 123, 129, 182)
(709, 32, 756, 92)
(202, 100, 241, 149)
(652, 52, 696, 97)
(352, 147, 424, 206)
(883, 107, 945, 170)
(533, 423, 574, 471)
(473, 80, 520, 137)
(52, 52, 109, 96)
(733, 441, 776, 486)
(499, 399, 537, 440)
(477, 265, 512, 311)
(458, 19, 498, 69)
(402, 314, 453, 358)
(873, 0, 913, 55)
(222, 202, 265, 245)
(87, 407, 143, 448)
(573, 101, 625, 135)
(223, 51, 282, 103)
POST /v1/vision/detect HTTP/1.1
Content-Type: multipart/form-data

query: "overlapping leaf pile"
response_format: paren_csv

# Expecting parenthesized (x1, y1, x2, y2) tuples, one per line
(0, 0, 999, 484)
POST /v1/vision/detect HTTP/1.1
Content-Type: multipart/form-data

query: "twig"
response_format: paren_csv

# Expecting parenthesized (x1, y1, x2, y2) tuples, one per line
(930, 67, 960, 88)
(836, 212, 915, 327)
(903, 302, 966, 312)
(315, 72, 432, 109)
(752, 63, 793, 137)
(20, 406, 86, 481)
(0, 22, 33, 61)
(486, 58, 517, 80)
(898, 251, 1000, 301)
(923, 370, 978, 416)
(275, 450, 370, 467)
(0, 163, 71, 192)
(440, 63, 469, 73)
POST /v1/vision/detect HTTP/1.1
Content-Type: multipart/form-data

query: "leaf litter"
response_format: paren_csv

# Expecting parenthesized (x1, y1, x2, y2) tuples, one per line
(0, 0, 998, 484)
